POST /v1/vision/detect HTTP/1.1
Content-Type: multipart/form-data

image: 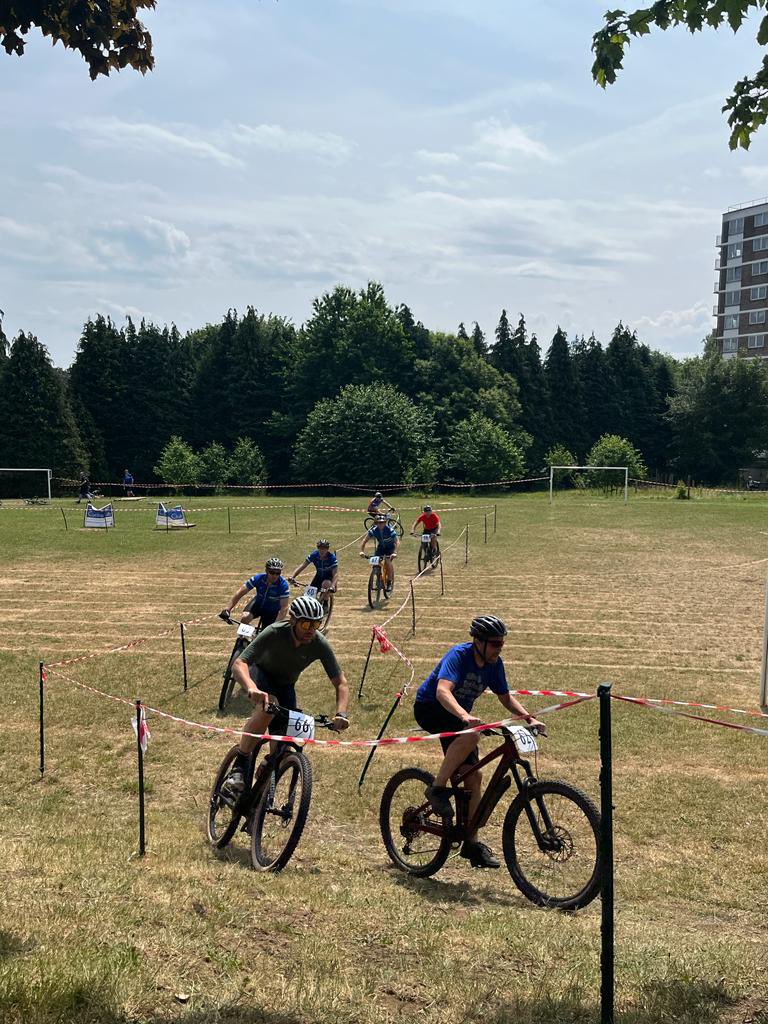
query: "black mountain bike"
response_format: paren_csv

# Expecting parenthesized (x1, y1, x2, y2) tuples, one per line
(364, 509, 404, 537)
(207, 703, 336, 871)
(416, 531, 441, 572)
(218, 613, 262, 712)
(379, 723, 601, 910)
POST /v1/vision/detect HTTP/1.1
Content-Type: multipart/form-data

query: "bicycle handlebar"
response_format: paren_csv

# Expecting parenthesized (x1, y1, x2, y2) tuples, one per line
(264, 702, 338, 729)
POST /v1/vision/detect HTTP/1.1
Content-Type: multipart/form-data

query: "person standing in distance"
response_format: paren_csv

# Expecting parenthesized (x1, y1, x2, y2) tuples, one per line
(413, 615, 545, 868)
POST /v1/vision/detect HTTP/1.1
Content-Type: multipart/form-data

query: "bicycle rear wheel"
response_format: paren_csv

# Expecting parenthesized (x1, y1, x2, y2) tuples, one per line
(431, 538, 441, 566)
(219, 638, 245, 711)
(379, 767, 452, 877)
(207, 746, 244, 848)
(502, 779, 601, 910)
(367, 566, 382, 608)
(250, 750, 313, 871)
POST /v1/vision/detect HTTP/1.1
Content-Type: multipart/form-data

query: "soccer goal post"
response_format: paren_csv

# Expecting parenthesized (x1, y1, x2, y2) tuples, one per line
(0, 467, 52, 501)
(549, 466, 628, 505)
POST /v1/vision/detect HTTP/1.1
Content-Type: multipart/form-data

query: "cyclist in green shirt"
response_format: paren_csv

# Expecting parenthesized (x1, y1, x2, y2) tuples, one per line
(223, 595, 350, 795)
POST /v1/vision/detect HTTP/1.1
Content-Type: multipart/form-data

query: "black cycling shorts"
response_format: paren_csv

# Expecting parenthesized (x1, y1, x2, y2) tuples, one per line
(413, 701, 479, 766)
(244, 665, 298, 734)
(309, 573, 333, 590)
(244, 598, 279, 627)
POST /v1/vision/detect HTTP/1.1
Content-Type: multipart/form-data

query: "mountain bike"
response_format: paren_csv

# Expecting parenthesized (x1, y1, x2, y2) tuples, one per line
(218, 613, 262, 712)
(207, 703, 336, 871)
(416, 531, 440, 572)
(366, 553, 395, 608)
(287, 578, 334, 634)
(379, 723, 601, 910)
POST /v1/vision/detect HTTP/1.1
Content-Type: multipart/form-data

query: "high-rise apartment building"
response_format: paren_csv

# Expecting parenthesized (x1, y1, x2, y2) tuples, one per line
(715, 199, 768, 358)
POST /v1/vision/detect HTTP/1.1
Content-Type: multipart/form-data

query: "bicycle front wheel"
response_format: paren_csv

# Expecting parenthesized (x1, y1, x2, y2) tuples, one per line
(417, 543, 429, 573)
(379, 767, 452, 877)
(207, 746, 243, 848)
(502, 779, 601, 910)
(367, 566, 381, 608)
(319, 591, 334, 634)
(250, 750, 313, 871)
(219, 638, 244, 712)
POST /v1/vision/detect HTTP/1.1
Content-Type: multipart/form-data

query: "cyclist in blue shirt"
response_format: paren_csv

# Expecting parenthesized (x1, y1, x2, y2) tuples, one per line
(289, 540, 339, 596)
(367, 490, 394, 516)
(219, 556, 290, 627)
(359, 514, 400, 585)
(413, 615, 544, 869)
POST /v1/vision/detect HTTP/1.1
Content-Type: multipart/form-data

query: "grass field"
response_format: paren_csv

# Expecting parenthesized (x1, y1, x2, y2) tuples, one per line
(3, 490, 768, 1024)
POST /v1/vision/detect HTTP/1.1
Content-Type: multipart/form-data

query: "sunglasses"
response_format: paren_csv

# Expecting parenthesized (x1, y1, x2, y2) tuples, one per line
(266, 569, 281, 575)
(484, 639, 505, 648)
(295, 618, 318, 631)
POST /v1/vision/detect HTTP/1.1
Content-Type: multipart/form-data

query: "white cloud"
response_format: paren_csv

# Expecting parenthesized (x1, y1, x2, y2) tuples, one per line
(232, 123, 354, 164)
(66, 117, 244, 169)
(632, 302, 712, 337)
(140, 217, 192, 254)
(469, 117, 555, 164)
(416, 149, 462, 165)
(741, 167, 768, 185)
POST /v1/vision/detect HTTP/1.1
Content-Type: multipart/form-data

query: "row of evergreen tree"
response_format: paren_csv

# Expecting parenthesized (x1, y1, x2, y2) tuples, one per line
(1, 282, 767, 486)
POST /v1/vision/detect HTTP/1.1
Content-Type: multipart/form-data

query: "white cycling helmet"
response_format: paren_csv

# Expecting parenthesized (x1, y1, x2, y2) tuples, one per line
(289, 595, 325, 621)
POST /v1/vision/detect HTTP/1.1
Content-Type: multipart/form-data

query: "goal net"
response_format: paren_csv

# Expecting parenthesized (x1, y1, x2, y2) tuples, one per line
(0, 467, 52, 501)
(549, 465, 628, 503)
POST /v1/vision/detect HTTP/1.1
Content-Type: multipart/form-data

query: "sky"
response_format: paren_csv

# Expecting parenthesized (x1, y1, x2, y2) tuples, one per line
(3, 0, 768, 366)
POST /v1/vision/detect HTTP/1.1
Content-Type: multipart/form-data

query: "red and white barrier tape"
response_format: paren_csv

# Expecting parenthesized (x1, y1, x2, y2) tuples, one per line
(54, 477, 548, 492)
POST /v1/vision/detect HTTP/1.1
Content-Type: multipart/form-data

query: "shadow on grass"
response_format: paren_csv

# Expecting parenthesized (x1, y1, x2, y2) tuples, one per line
(390, 869, 525, 909)
(481, 977, 737, 1024)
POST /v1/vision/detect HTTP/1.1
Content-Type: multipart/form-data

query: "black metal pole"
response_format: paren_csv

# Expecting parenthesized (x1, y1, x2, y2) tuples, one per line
(60, 507, 68, 531)
(39, 662, 45, 775)
(358, 692, 403, 790)
(307, 507, 311, 531)
(439, 554, 445, 596)
(484, 513, 488, 544)
(410, 580, 416, 634)
(135, 699, 146, 856)
(493, 503, 497, 534)
(357, 632, 375, 700)
(465, 524, 469, 566)
(598, 682, 615, 1024)
(180, 622, 188, 692)
(227, 507, 231, 534)
(293, 504, 298, 536)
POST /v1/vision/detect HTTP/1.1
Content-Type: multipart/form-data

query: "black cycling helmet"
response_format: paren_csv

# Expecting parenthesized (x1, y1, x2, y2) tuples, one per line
(316, 539, 331, 548)
(375, 514, 388, 524)
(469, 615, 508, 640)
(374, 491, 383, 498)
(423, 505, 432, 513)
(289, 595, 324, 621)
(265, 556, 284, 572)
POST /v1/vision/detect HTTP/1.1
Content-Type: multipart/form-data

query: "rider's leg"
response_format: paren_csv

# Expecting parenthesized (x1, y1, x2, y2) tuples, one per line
(433, 733, 480, 788)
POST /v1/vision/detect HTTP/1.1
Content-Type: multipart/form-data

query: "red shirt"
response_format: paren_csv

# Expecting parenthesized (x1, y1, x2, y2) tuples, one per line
(416, 512, 440, 532)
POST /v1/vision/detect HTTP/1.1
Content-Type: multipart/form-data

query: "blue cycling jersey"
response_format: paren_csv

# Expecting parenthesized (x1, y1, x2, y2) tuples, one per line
(307, 549, 338, 579)
(243, 572, 290, 611)
(368, 524, 398, 553)
(415, 642, 509, 712)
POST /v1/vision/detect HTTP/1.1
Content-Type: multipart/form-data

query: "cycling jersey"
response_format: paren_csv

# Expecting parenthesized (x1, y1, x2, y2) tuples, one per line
(239, 620, 342, 688)
(368, 523, 398, 554)
(307, 549, 338, 581)
(415, 512, 440, 532)
(415, 642, 509, 712)
(243, 572, 290, 613)
(367, 495, 384, 513)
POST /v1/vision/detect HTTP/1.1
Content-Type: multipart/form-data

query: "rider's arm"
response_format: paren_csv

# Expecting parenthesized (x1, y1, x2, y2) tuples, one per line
(360, 535, 370, 554)
(497, 692, 545, 729)
(329, 672, 349, 716)
(232, 633, 270, 699)
(224, 583, 248, 614)
(275, 595, 290, 621)
(411, 517, 420, 533)
(435, 678, 477, 723)
(290, 558, 310, 579)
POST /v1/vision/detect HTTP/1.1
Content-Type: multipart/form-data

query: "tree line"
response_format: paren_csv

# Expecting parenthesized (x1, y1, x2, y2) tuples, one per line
(1, 282, 767, 487)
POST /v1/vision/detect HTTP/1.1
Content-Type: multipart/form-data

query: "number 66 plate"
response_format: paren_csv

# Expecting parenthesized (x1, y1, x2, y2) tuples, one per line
(504, 723, 538, 754)
(285, 710, 315, 741)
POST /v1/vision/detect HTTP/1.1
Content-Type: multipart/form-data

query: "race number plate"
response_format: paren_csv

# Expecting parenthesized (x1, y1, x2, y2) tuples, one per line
(369, 555, 381, 565)
(421, 534, 431, 542)
(285, 710, 315, 741)
(237, 622, 256, 639)
(505, 724, 538, 754)
(303, 586, 318, 598)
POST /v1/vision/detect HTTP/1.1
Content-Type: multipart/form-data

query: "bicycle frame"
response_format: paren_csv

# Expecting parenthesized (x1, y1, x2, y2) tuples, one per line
(415, 733, 559, 851)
